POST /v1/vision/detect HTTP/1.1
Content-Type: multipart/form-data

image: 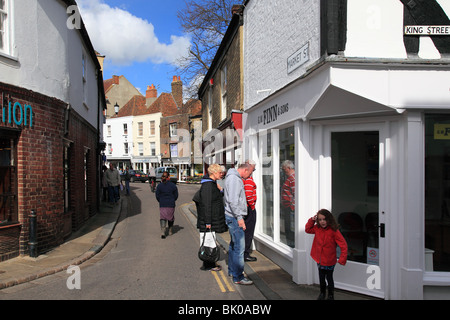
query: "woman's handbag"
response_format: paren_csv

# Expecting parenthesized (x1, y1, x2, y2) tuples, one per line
(198, 229, 219, 263)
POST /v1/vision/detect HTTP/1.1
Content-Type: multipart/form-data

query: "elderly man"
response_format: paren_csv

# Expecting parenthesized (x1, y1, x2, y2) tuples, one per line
(224, 163, 254, 285)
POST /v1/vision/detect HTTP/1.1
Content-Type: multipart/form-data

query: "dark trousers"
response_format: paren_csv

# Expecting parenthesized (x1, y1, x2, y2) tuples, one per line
(244, 207, 256, 258)
(318, 265, 335, 293)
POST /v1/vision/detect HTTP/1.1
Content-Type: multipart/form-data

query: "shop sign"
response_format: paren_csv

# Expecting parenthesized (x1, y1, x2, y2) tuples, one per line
(287, 42, 309, 74)
(434, 124, 450, 140)
(257, 103, 290, 126)
(1, 94, 34, 128)
(405, 25, 450, 35)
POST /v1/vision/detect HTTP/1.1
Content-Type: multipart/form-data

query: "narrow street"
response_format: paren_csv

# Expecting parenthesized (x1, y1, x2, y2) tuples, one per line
(0, 183, 265, 300)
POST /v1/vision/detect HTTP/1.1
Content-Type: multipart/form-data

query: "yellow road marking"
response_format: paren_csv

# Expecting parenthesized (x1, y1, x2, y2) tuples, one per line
(219, 270, 235, 292)
(212, 270, 235, 293)
(212, 271, 226, 292)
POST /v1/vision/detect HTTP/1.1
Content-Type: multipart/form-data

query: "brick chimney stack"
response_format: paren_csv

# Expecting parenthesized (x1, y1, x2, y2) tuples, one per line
(146, 84, 158, 107)
(112, 75, 120, 85)
(171, 76, 183, 108)
(146, 84, 157, 98)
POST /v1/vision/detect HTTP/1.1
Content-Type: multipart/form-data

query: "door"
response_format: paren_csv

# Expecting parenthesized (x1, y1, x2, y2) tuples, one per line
(321, 124, 386, 299)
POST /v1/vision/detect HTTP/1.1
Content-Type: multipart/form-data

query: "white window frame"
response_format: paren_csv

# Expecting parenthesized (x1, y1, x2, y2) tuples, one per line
(169, 123, 178, 137)
(0, 0, 13, 58)
(221, 64, 227, 121)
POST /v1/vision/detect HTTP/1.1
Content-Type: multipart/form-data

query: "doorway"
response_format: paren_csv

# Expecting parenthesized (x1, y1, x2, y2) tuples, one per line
(320, 124, 386, 298)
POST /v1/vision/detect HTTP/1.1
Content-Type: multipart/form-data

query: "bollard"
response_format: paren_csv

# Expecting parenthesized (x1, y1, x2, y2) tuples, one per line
(29, 209, 38, 258)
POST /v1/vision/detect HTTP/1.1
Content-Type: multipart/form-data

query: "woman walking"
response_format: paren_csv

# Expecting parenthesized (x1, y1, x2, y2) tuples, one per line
(195, 164, 227, 271)
(156, 172, 178, 239)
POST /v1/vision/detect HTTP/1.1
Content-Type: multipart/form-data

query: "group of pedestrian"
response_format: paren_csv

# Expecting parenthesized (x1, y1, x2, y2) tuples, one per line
(194, 161, 257, 285)
(102, 163, 123, 206)
(150, 159, 348, 297)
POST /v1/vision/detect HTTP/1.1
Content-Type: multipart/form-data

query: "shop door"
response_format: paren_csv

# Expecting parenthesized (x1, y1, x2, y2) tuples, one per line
(324, 127, 386, 298)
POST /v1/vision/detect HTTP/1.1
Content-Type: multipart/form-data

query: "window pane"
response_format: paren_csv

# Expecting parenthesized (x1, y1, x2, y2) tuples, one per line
(280, 126, 295, 247)
(0, 13, 5, 50)
(332, 132, 379, 264)
(425, 114, 450, 272)
(261, 131, 273, 239)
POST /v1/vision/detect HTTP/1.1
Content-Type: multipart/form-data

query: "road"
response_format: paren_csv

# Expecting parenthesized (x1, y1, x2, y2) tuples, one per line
(0, 182, 265, 300)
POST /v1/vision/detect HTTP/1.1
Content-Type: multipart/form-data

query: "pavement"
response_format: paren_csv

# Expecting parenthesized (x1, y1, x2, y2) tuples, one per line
(0, 194, 373, 300)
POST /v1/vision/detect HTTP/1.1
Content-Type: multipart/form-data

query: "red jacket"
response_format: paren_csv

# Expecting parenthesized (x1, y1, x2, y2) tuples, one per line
(305, 218, 348, 266)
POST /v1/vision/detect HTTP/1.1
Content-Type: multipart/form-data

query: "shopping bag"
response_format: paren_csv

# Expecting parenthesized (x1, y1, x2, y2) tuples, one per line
(198, 230, 219, 263)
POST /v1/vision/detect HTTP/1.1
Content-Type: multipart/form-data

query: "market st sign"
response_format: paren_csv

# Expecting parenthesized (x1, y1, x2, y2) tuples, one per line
(1, 94, 34, 128)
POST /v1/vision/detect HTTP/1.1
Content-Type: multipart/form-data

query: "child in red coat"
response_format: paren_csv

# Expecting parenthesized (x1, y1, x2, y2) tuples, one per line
(305, 209, 348, 300)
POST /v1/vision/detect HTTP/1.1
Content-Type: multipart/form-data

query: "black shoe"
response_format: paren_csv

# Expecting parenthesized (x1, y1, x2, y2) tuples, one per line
(317, 292, 325, 300)
(245, 256, 257, 262)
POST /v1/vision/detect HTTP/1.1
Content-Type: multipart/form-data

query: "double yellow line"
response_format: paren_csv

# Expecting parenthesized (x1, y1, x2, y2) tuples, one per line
(211, 269, 235, 293)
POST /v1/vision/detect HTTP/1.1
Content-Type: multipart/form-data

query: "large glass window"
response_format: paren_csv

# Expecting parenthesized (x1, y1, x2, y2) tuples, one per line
(258, 125, 296, 248)
(279, 126, 295, 247)
(425, 114, 450, 272)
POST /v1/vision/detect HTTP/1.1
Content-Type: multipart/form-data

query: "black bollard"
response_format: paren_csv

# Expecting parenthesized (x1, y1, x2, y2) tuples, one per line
(29, 210, 38, 258)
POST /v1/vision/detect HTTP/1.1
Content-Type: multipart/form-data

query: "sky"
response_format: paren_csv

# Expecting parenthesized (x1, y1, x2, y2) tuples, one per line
(77, 0, 191, 96)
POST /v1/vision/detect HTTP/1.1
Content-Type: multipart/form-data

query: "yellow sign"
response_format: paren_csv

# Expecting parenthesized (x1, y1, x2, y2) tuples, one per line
(434, 124, 450, 140)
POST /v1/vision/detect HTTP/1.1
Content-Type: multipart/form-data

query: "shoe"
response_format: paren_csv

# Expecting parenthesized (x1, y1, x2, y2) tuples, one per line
(234, 277, 253, 285)
(245, 256, 257, 262)
(317, 292, 325, 300)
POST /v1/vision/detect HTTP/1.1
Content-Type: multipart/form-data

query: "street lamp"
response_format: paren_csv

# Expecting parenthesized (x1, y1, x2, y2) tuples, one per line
(114, 102, 119, 115)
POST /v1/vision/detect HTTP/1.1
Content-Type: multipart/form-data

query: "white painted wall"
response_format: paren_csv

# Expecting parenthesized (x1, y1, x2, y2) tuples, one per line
(0, 0, 101, 129)
(243, 0, 321, 111)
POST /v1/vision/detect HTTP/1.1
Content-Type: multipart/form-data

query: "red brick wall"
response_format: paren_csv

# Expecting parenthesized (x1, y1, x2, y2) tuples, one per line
(0, 82, 100, 259)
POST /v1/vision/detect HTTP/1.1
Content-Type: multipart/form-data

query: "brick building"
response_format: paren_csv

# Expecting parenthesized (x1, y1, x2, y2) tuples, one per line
(0, 0, 106, 261)
(198, 5, 245, 171)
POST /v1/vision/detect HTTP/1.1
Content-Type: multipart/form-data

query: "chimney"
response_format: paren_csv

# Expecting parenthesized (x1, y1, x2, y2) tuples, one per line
(146, 84, 158, 107)
(146, 84, 157, 99)
(171, 76, 183, 108)
(112, 75, 120, 85)
(232, 5, 243, 15)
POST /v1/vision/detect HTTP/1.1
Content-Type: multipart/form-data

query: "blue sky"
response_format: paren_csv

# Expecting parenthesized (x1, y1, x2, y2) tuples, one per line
(77, 0, 191, 95)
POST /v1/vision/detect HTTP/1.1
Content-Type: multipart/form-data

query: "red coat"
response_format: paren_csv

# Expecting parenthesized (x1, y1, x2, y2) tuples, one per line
(305, 218, 348, 266)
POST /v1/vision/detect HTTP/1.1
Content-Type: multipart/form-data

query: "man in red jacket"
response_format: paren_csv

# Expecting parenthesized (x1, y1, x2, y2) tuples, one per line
(243, 160, 257, 262)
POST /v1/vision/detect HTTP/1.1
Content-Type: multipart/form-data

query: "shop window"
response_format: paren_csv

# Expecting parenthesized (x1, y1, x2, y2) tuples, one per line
(261, 130, 274, 239)
(279, 126, 295, 248)
(0, 136, 17, 224)
(425, 114, 450, 272)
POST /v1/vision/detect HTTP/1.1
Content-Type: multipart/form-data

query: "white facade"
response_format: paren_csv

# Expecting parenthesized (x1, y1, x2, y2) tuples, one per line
(0, 0, 102, 129)
(244, 0, 450, 300)
(132, 112, 162, 171)
(104, 116, 133, 168)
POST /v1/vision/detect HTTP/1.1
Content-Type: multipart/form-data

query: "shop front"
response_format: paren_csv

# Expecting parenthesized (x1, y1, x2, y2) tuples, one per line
(245, 61, 450, 299)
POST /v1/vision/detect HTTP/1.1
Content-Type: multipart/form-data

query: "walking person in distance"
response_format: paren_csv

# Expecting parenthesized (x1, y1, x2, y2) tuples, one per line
(156, 172, 178, 239)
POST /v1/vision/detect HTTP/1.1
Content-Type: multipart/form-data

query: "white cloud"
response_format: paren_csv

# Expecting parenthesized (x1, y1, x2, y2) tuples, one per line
(77, 0, 191, 66)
